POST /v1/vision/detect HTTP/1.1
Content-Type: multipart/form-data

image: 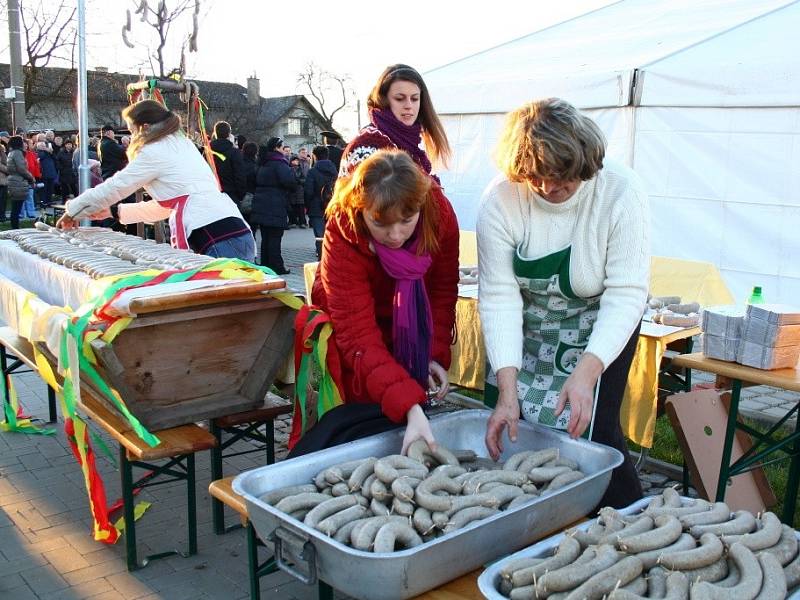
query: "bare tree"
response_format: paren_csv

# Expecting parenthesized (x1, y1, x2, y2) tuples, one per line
(296, 62, 354, 131)
(121, 0, 201, 79)
(15, 0, 77, 111)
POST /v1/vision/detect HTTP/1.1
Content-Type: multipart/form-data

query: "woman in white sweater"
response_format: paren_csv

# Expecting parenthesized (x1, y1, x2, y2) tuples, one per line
(477, 98, 649, 508)
(58, 100, 255, 261)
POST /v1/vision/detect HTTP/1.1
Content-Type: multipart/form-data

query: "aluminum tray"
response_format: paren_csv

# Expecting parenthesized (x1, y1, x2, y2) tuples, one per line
(478, 496, 800, 599)
(233, 409, 622, 600)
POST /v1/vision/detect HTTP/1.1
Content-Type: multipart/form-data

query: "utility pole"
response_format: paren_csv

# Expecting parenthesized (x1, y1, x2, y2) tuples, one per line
(7, 0, 27, 132)
(357, 98, 361, 130)
(77, 0, 90, 196)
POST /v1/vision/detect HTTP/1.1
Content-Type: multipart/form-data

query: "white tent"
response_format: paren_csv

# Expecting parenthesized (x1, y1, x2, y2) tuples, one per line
(426, 0, 800, 304)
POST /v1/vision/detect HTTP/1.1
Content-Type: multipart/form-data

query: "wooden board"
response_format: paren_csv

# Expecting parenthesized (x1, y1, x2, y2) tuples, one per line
(665, 389, 776, 513)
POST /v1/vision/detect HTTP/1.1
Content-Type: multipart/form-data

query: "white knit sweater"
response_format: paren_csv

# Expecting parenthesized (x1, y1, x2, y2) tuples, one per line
(476, 159, 650, 373)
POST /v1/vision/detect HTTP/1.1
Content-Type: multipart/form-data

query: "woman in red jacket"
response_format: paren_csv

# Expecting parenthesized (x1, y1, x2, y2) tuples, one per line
(312, 149, 459, 452)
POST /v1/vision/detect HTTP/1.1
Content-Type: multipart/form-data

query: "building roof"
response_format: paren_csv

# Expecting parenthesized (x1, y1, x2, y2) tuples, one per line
(0, 64, 340, 136)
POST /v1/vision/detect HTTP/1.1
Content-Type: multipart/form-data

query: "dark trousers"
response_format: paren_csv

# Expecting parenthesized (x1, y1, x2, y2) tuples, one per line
(37, 178, 55, 207)
(592, 322, 644, 510)
(290, 204, 306, 227)
(259, 225, 286, 273)
(0, 186, 6, 222)
(9, 197, 24, 229)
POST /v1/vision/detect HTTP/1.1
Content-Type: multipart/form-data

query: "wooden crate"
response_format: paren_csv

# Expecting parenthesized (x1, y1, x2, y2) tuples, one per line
(86, 294, 295, 431)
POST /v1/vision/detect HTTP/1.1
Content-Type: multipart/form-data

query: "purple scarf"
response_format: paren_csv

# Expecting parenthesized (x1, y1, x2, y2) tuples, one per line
(372, 233, 433, 387)
(370, 107, 433, 176)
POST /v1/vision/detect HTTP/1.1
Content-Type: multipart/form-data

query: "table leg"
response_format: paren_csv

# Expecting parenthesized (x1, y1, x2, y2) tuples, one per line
(120, 446, 139, 571)
(210, 421, 225, 535)
(716, 379, 742, 502)
(1, 345, 10, 408)
(783, 413, 800, 524)
(187, 452, 197, 556)
(47, 386, 57, 423)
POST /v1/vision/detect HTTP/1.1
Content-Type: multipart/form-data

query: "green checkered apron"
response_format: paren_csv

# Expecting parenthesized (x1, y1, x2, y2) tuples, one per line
(485, 243, 601, 439)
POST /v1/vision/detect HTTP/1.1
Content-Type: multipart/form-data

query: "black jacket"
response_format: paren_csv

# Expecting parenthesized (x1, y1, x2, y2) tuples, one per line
(304, 159, 338, 218)
(251, 153, 296, 227)
(242, 155, 257, 194)
(326, 144, 343, 172)
(55, 148, 76, 185)
(210, 138, 246, 203)
(98, 136, 127, 180)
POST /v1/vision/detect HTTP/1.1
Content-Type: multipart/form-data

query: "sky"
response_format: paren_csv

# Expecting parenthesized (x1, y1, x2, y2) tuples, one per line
(4, 0, 617, 137)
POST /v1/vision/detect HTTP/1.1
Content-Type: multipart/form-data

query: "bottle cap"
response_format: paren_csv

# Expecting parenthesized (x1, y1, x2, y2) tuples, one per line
(753, 286, 762, 294)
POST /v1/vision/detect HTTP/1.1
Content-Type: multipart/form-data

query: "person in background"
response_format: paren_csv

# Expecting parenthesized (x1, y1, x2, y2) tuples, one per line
(98, 125, 126, 181)
(297, 146, 312, 178)
(478, 97, 649, 509)
(295, 149, 458, 454)
(22, 137, 41, 218)
(340, 64, 450, 188)
(35, 141, 57, 207)
(210, 120, 246, 206)
(120, 135, 131, 152)
(304, 145, 337, 258)
(288, 154, 307, 228)
(282, 145, 292, 159)
(6, 135, 35, 229)
(0, 131, 9, 222)
(235, 134, 247, 151)
(251, 138, 295, 274)
(56, 140, 77, 200)
(321, 131, 343, 173)
(58, 100, 254, 261)
(240, 141, 258, 224)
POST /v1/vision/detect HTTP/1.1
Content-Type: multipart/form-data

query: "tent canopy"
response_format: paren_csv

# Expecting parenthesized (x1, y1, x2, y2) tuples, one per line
(426, 0, 800, 113)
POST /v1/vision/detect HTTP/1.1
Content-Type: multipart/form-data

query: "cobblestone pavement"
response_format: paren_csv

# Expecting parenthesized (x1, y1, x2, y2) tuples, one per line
(0, 227, 798, 599)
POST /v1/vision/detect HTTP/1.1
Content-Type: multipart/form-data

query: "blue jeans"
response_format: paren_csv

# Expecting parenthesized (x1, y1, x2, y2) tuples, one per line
(308, 215, 325, 258)
(203, 231, 256, 262)
(22, 188, 36, 218)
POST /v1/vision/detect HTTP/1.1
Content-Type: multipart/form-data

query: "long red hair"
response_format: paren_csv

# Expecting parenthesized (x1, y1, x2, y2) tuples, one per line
(326, 149, 439, 254)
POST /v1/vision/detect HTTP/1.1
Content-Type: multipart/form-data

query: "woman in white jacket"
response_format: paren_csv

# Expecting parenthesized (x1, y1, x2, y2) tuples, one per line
(58, 100, 255, 261)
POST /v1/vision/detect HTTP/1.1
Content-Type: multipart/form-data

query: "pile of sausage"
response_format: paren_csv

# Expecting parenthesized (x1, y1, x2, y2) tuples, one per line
(260, 442, 585, 553)
(496, 487, 799, 599)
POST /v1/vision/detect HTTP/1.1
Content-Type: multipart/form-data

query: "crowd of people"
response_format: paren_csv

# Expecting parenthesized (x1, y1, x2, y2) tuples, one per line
(3, 62, 650, 508)
(0, 127, 133, 229)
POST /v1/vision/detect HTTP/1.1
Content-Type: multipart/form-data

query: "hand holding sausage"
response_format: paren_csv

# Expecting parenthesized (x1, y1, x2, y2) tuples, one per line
(402, 403, 437, 455)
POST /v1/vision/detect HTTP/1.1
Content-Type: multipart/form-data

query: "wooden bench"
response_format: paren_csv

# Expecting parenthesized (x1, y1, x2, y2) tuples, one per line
(209, 394, 293, 534)
(209, 477, 334, 600)
(0, 327, 57, 423)
(0, 327, 217, 571)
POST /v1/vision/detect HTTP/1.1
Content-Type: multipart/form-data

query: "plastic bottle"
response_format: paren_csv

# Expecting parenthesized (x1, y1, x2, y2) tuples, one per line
(747, 286, 764, 304)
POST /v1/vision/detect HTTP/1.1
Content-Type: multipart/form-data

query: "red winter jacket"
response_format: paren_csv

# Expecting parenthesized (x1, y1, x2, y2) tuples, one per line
(25, 150, 41, 179)
(312, 186, 459, 423)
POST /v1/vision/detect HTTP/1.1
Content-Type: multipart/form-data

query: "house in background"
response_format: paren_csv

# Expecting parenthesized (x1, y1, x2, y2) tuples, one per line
(0, 64, 340, 149)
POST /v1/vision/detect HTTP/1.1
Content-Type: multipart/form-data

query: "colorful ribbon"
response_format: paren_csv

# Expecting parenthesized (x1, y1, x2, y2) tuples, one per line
(287, 304, 346, 449)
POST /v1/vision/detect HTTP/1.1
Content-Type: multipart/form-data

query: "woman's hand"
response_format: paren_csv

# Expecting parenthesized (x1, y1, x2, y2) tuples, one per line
(56, 213, 78, 230)
(401, 403, 437, 455)
(555, 352, 603, 439)
(427, 360, 449, 400)
(485, 367, 520, 461)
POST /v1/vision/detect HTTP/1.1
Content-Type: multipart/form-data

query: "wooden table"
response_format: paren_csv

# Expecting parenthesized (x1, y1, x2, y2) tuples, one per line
(671, 352, 800, 523)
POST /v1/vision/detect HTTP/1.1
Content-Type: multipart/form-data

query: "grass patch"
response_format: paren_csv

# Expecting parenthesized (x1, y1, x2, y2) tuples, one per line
(0, 218, 38, 232)
(631, 414, 800, 528)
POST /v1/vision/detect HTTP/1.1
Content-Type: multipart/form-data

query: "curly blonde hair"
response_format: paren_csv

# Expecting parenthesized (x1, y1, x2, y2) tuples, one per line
(495, 98, 606, 183)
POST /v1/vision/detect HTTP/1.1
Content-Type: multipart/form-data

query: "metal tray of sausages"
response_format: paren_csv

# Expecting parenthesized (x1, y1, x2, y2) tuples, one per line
(477, 496, 800, 599)
(233, 409, 622, 600)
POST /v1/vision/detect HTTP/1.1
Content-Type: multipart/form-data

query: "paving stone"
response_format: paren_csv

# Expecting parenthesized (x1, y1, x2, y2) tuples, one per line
(61, 558, 128, 586)
(756, 395, 790, 408)
(0, 582, 38, 599)
(20, 565, 70, 594)
(42, 545, 92, 574)
(105, 572, 157, 599)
